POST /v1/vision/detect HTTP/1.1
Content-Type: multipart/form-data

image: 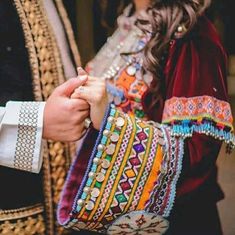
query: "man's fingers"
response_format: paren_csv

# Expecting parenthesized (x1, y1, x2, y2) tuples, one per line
(69, 98, 90, 111)
(70, 92, 80, 99)
(76, 110, 90, 124)
(55, 77, 88, 97)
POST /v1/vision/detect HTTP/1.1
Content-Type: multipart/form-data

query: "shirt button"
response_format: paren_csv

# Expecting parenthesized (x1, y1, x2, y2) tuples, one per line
(88, 171, 96, 179)
(97, 144, 105, 151)
(103, 130, 110, 136)
(93, 157, 101, 164)
(83, 186, 91, 194)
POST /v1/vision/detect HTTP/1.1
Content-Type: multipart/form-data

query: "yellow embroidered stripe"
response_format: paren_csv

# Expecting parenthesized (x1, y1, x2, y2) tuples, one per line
(95, 114, 138, 225)
(137, 146, 163, 210)
(85, 112, 128, 224)
(78, 111, 120, 220)
(122, 122, 153, 213)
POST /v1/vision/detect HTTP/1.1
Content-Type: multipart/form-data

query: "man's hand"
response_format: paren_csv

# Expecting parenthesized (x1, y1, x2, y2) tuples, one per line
(43, 76, 90, 142)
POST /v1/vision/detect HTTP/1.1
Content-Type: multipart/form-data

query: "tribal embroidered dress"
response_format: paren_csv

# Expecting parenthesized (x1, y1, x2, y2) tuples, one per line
(57, 7, 235, 235)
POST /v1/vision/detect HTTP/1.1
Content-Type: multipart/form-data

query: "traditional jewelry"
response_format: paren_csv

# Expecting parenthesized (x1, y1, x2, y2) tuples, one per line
(78, 86, 85, 93)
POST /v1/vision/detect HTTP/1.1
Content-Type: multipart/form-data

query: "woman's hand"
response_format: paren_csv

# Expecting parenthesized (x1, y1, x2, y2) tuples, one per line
(71, 70, 108, 130)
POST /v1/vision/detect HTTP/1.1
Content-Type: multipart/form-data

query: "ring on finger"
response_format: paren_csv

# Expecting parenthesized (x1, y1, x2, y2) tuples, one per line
(78, 86, 85, 93)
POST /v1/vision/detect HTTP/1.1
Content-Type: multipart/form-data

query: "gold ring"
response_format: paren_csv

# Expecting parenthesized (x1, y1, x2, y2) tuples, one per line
(84, 118, 92, 129)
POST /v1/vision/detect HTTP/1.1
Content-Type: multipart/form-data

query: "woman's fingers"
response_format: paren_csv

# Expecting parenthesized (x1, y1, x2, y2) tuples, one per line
(70, 76, 104, 99)
(71, 77, 106, 103)
(73, 85, 106, 105)
(73, 86, 94, 103)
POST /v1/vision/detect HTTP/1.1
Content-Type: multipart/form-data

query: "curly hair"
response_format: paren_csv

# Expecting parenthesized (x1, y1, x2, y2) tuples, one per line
(98, 0, 211, 112)
(139, 0, 211, 111)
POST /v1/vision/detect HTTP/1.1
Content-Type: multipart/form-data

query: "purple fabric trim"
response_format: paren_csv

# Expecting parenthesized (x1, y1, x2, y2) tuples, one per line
(57, 129, 98, 225)
(71, 105, 112, 212)
(57, 104, 112, 226)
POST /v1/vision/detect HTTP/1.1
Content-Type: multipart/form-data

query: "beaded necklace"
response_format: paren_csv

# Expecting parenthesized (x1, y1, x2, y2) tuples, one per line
(87, 6, 152, 118)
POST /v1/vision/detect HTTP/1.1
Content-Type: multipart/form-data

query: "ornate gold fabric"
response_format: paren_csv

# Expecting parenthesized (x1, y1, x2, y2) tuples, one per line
(12, 0, 81, 234)
(55, 0, 81, 67)
(0, 204, 45, 235)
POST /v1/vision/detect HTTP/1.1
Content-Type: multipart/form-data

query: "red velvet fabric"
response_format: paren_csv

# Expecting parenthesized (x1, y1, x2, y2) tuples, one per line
(58, 16, 228, 226)
(155, 16, 228, 199)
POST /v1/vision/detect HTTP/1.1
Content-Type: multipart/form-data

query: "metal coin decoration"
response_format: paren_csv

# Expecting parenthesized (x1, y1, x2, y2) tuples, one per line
(116, 117, 125, 127)
(110, 132, 120, 142)
(127, 65, 137, 76)
(96, 172, 105, 182)
(86, 201, 95, 211)
(101, 159, 111, 169)
(91, 188, 100, 198)
(106, 144, 116, 155)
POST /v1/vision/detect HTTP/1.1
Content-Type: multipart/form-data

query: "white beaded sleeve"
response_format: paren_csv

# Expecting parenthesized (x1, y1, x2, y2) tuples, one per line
(0, 101, 45, 173)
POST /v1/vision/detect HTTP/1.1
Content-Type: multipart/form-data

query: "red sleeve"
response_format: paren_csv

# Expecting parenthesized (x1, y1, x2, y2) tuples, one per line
(162, 16, 234, 197)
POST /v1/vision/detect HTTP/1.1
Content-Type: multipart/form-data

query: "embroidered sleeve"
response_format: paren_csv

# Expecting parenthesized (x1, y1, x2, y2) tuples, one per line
(0, 101, 45, 173)
(57, 105, 184, 233)
(162, 96, 235, 149)
(163, 20, 235, 151)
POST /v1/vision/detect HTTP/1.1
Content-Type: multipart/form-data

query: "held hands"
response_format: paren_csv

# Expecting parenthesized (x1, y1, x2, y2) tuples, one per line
(43, 76, 90, 142)
(43, 66, 108, 142)
(71, 68, 108, 130)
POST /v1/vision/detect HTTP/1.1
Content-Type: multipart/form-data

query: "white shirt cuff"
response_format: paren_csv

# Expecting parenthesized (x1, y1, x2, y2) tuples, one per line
(0, 101, 46, 173)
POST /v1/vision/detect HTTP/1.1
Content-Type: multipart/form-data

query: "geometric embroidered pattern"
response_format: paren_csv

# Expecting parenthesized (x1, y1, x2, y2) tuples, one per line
(58, 106, 184, 234)
(162, 95, 233, 128)
(14, 102, 40, 172)
(162, 96, 235, 150)
(107, 211, 169, 235)
(145, 127, 184, 217)
(92, 117, 133, 223)
(129, 125, 159, 211)
(102, 118, 148, 225)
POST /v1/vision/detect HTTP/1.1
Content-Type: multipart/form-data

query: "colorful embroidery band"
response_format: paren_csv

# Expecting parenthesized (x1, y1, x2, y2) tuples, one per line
(57, 105, 184, 234)
(162, 96, 235, 149)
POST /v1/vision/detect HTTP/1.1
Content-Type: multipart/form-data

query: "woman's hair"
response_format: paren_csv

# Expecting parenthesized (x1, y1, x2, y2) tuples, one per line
(139, 0, 211, 111)
(99, 0, 211, 113)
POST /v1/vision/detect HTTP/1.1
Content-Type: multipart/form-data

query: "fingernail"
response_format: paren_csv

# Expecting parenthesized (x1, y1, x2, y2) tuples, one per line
(77, 67, 86, 74)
